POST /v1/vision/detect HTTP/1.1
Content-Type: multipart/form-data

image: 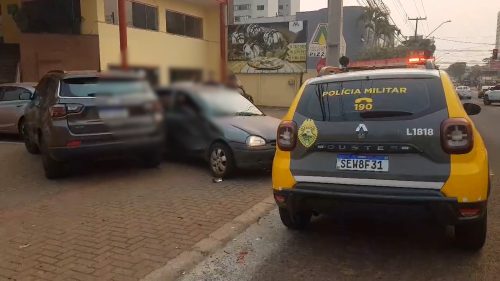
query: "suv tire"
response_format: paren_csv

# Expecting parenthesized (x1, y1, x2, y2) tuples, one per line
(140, 150, 162, 168)
(279, 207, 312, 230)
(484, 98, 491, 105)
(23, 128, 40, 155)
(455, 211, 487, 251)
(209, 142, 235, 178)
(40, 137, 69, 179)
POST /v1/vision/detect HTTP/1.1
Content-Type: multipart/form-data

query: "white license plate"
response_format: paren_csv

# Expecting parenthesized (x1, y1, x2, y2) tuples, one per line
(336, 154, 389, 172)
(99, 108, 129, 120)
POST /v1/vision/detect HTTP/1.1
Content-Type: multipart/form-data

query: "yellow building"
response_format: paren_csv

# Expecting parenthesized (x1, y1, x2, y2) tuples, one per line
(0, 0, 223, 85)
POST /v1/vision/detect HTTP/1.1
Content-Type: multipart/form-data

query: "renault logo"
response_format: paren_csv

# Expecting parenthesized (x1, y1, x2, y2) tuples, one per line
(356, 124, 368, 139)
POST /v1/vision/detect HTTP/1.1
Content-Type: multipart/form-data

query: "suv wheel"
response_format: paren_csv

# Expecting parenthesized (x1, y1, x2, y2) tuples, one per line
(40, 137, 69, 179)
(23, 127, 40, 155)
(484, 98, 491, 105)
(455, 211, 487, 251)
(209, 142, 235, 178)
(140, 150, 162, 168)
(279, 207, 312, 230)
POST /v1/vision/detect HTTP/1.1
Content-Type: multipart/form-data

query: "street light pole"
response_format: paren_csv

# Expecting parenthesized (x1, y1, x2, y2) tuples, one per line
(327, 0, 343, 67)
(425, 20, 452, 39)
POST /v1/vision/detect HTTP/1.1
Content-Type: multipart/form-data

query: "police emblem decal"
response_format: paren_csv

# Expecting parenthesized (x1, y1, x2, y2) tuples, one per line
(298, 119, 318, 148)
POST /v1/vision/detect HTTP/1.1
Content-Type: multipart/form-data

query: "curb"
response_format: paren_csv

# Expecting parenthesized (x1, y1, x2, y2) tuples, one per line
(141, 196, 276, 281)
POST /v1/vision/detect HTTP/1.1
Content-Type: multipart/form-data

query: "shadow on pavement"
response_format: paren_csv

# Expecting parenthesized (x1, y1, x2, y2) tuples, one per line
(251, 206, 487, 281)
(0, 134, 22, 143)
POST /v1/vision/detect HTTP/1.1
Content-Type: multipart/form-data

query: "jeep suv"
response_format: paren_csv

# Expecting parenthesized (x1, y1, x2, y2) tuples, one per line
(23, 71, 164, 179)
(273, 67, 489, 250)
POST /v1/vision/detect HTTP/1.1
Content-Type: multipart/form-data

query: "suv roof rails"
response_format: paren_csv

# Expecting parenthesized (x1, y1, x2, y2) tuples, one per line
(47, 70, 66, 74)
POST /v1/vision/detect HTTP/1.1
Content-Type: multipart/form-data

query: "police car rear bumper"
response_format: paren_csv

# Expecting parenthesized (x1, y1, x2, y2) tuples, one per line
(274, 184, 487, 224)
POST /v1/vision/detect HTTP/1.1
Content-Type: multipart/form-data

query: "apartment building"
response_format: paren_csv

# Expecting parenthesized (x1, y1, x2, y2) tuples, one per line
(232, 0, 299, 23)
(278, 0, 299, 17)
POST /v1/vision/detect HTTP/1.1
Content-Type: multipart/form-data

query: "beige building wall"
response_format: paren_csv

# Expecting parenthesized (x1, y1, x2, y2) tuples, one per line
(95, 0, 221, 85)
(0, 0, 21, 43)
(239, 73, 302, 107)
(238, 70, 317, 107)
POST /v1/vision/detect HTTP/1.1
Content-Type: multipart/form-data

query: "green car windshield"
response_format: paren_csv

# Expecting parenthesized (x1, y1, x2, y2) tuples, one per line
(199, 90, 263, 117)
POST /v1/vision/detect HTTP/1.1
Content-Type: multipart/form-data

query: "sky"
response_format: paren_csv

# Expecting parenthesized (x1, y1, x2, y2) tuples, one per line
(300, 0, 500, 67)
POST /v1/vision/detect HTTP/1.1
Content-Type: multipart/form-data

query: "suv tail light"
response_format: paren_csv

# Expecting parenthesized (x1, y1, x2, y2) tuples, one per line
(441, 118, 474, 154)
(277, 121, 297, 151)
(50, 104, 84, 118)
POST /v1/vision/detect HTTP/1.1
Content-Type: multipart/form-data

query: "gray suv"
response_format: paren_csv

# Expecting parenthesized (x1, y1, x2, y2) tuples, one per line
(23, 71, 164, 179)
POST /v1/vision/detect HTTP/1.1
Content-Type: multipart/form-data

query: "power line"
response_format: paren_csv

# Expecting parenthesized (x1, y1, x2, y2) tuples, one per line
(433, 37, 496, 46)
(419, 0, 430, 34)
(388, 0, 412, 34)
(408, 16, 427, 38)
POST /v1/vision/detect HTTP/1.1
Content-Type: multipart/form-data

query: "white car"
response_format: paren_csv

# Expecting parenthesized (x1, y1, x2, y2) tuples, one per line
(484, 85, 500, 105)
(456, 86, 472, 100)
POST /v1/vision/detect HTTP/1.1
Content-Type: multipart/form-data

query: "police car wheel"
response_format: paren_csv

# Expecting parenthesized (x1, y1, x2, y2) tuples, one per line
(455, 211, 487, 251)
(278, 207, 311, 230)
(209, 143, 235, 178)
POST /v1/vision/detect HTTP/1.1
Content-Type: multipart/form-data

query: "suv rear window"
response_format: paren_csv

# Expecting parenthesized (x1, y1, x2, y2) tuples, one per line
(60, 77, 151, 98)
(296, 78, 447, 121)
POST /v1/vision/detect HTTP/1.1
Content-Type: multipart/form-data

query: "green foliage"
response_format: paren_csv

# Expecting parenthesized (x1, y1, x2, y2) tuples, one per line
(447, 62, 467, 79)
(359, 38, 436, 61)
(358, 6, 401, 48)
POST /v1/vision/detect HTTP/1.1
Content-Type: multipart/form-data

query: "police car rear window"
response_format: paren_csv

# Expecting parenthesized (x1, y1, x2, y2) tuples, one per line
(296, 78, 447, 121)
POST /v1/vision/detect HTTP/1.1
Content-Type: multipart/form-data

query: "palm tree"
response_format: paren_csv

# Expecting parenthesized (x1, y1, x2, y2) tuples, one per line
(358, 6, 398, 47)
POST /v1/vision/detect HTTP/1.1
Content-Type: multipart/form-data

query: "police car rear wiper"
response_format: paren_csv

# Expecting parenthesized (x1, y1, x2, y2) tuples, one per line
(360, 111, 413, 118)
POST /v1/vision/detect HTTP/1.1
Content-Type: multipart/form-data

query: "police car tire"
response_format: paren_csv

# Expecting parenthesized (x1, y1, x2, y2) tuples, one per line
(279, 207, 311, 230)
(455, 211, 487, 251)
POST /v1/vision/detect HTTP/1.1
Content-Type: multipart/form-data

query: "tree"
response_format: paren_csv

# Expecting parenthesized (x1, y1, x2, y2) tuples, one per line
(447, 62, 467, 80)
(465, 65, 483, 86)
(358, 6, 398, 48)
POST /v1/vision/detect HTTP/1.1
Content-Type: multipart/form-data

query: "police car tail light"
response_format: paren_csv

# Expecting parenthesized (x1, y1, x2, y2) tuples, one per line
(441, 118, 474, 154)
(277, 121, 297, 151)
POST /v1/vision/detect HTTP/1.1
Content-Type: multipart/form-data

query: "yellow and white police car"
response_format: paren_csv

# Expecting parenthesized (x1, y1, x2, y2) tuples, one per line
(273, 59, 489, 250)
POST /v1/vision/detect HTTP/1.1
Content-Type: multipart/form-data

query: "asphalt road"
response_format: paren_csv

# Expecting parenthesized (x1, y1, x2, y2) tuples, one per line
(181, 97, 500, 281)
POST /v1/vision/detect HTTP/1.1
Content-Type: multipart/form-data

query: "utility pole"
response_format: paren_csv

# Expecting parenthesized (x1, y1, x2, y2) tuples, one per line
(118, 0, 128, 69)
(408, 17, 427, 39)
(327, 0, 343, 67)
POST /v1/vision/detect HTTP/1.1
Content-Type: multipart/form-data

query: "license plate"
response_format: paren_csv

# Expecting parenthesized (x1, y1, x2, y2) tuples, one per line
(336, 154, 389, 172)
(99, 108, 129, 120)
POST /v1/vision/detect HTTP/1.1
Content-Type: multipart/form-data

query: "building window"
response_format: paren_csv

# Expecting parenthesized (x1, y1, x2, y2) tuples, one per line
(257, 5, 265, 11)
(132, 2, 158, 30)
(234, 4, 251, 11)
(166, 11, 203, 39)
(234, 15, 251, 23)
(104, 0, 158, 31)
(279, 5, 284, 9)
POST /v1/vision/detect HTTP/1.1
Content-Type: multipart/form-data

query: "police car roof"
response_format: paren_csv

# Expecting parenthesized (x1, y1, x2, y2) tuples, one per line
(308, 68, 441, 85)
